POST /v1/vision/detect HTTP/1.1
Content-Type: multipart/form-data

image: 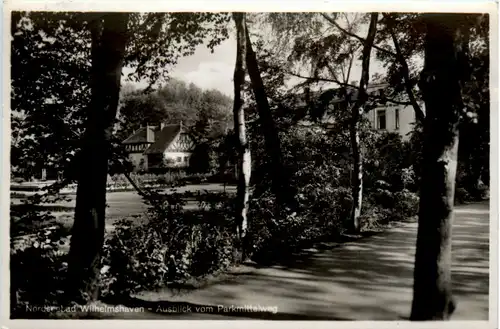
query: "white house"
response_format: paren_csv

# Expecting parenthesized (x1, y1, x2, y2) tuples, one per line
(299, 83, 424, 141)
(365, 84, 424, 140)
(122, 122, 195, 172)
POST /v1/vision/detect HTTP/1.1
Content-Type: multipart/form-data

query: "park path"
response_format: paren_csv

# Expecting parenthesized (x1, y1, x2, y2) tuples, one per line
(109, 202, 491, 321)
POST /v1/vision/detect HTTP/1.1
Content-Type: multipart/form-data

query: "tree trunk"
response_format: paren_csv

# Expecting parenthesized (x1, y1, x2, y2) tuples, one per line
(232, 13, 252, 260)
(348, 13, 378, 233)
(244, 24, 294, 209)
(349, 122, 363, 232)
(410, 14, 468, 320)
(66, 13, 129, 303)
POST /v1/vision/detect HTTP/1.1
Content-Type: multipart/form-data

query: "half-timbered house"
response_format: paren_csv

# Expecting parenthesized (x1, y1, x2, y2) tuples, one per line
(122, 122, 195, 171)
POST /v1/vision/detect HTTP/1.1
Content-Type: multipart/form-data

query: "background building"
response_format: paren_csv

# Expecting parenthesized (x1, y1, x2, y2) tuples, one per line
(122, 122, 195, 172)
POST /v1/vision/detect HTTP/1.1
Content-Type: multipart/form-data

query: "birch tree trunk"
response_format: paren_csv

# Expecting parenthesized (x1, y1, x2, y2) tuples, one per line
(410, 14, 469, 320)
(66, 13, 129, 303)
(348, 13, 378, 233)
(232, 13, 252, 260)
(244, 24, 294, 209)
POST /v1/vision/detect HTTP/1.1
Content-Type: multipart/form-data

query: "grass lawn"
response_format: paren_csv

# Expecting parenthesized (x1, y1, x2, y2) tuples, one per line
(10, 184, 237, 251)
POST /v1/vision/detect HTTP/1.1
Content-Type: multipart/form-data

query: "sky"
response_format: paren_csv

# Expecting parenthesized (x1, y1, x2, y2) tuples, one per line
(122, 35, 237, 97)
(122, 14, 418, 99)
(170, 38, 237, 97)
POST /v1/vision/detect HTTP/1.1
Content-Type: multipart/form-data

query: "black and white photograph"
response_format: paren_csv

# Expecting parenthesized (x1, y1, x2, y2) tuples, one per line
(2, 2, 498, 327)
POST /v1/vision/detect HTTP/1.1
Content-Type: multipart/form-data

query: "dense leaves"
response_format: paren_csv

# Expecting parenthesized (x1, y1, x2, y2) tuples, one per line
(117, 79, 232, 144)
(10, 12, 490, 318)
(11, 11, 232, 181)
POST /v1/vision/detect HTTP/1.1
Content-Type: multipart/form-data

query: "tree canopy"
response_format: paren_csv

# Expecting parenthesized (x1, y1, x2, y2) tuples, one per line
(11, 11, 231, 179)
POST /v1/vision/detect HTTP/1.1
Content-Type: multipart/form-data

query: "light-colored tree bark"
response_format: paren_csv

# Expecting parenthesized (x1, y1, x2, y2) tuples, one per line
(232, 13, 252, 257)
(244, 24, 294, 209)
(348, 13, 378, 233)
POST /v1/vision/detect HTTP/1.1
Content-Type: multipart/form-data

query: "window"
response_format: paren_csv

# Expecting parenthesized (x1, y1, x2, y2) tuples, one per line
(177, 156, 182, 162)
(395, 109, 400, 130)
(184, 156, 188, 163)
(377, 110, 386, 130)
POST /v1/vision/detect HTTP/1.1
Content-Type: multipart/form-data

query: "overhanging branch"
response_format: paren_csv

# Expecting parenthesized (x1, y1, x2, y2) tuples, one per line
(288, 70, 413, 106)
(383, 13, 425, 123)
(320, 13, 397, 58)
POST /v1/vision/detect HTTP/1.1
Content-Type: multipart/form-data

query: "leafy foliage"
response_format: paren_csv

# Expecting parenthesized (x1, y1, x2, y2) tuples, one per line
(117, 79, 232, 143)
(11, 11, 232, 182)
(11, 224, 70, 318)
(99, 191, 235, 299)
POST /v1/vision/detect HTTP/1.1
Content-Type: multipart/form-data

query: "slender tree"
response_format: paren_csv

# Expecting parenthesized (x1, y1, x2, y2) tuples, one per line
(232, 12, 252, 260)
(244, 23, 295, 209)
(323, 13, 426, 123)
(66, 13, 130, 303)
(347, 13, 379, 233)
(410, 13, 471, 320)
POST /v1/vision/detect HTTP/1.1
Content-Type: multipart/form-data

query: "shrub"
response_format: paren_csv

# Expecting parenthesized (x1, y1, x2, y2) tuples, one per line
(364, 131, 411, 192)
(393, 189, 419, 218)
(455, 187, 470, 205)
(363, 187, 419, 228)
(248, 181, 353, 264)
(10, 224, 69, 318)
(359, 205, 393, 231)
(99, 191, 235, 300)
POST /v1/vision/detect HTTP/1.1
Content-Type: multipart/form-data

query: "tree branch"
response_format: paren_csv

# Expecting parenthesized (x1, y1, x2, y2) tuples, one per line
(326, 63, 341, 83)
(122, 171, 151, 199)
(288, 70, 412, 106)
(383, 13, 425, 123)
(353, 12, 378, 113)
(287, 70, 354, 87)
(320, 13, 397, 58)
(109, 151, 169, 213)
(346, 51, 355, 84)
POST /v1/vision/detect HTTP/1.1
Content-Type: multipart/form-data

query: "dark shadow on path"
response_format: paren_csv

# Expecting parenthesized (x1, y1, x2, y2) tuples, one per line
(109, 202, 490, 320)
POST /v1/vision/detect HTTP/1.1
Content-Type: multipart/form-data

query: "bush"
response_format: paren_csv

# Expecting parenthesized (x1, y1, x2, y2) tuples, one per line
(455, 187, 470, 205)
(247, 125, 423, 264)
(359, 205, 393, 231)
(99, 191, 235, 299)
(11, 189, 237, 312)
(394, 189, 419, 218)
(248, 176, 353, 264)
(10, 224, 70, 318)
(361, 185, 419, 231)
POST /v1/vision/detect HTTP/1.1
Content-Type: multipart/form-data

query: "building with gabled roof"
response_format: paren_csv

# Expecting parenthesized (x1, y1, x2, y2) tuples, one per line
(122, 122, 195, 172)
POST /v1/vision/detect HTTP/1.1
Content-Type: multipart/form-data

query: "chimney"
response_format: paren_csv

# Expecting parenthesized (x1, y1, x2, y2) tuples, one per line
(146, 123, 154, 142)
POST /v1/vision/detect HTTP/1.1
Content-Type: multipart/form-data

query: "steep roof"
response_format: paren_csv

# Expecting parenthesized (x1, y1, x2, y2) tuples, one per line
(144, 124, 181, 155)
(122, 126, 158, 144)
